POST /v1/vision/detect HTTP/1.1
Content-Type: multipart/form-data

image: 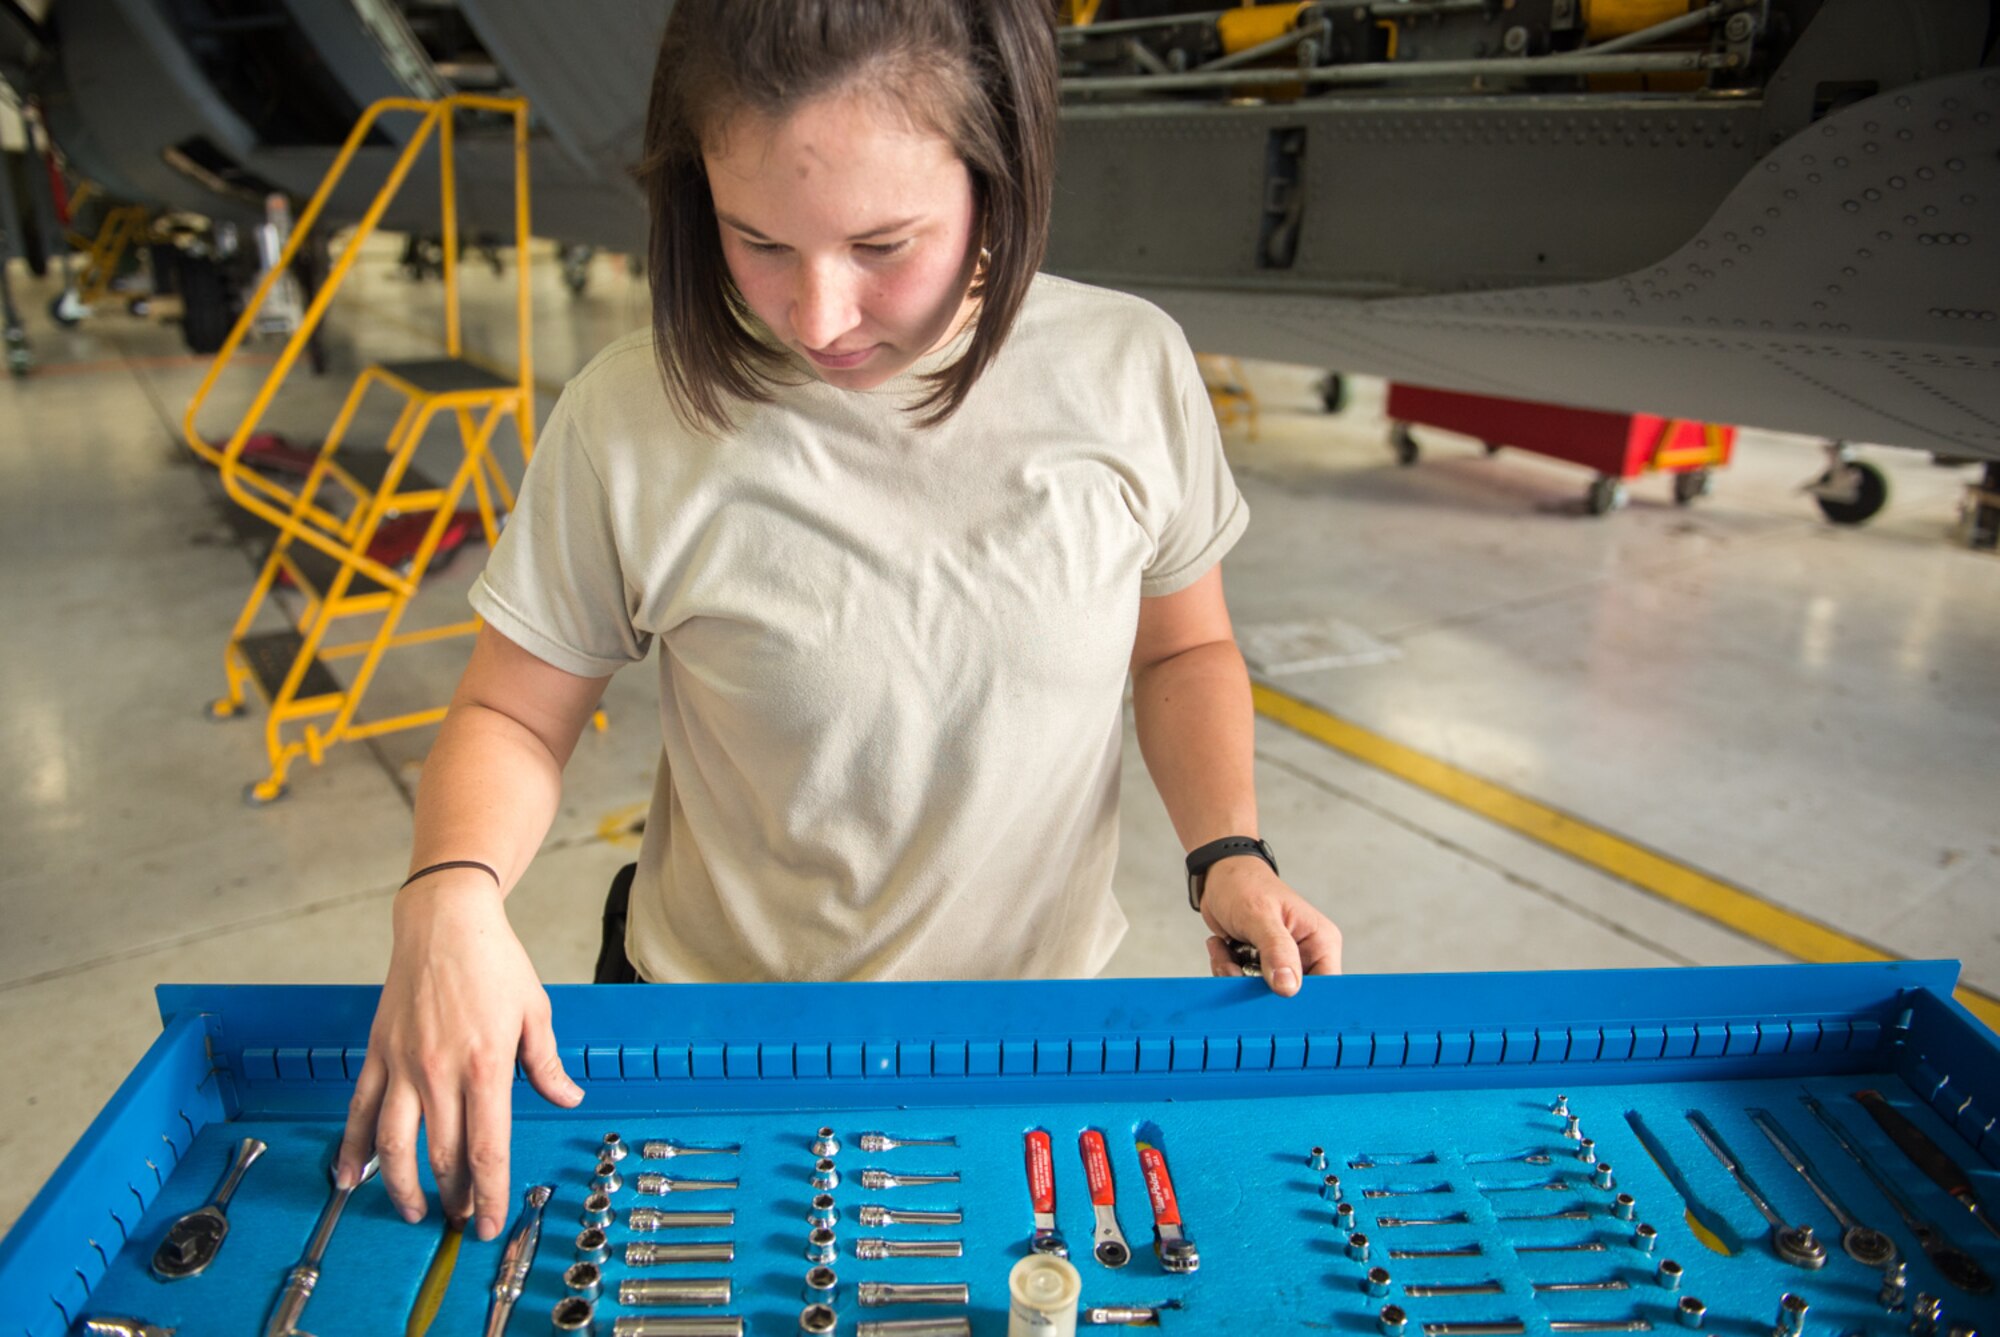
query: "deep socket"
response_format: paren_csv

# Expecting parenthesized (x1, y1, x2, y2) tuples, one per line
(630, 1209, 736, 1231)
(626, 1241, 735, 1266)
(856, 1282, 970, 1307)
(619, 1278, 734, 1308)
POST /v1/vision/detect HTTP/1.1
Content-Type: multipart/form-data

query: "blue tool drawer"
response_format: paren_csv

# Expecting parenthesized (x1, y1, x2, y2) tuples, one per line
(4, 963, 1998, 1335)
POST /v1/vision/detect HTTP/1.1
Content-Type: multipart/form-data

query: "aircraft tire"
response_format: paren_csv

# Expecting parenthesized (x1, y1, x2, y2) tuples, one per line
(1586, 475, 1628, 516)
(1814, 461, 1887, 526)
(1392, 423, 1419, 466)
(179, 256, 231, 355)
(1672, 469, 1713, 505)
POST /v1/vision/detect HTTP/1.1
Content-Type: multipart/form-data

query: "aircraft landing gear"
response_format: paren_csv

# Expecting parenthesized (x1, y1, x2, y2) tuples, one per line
(1806, 442, 1888, 525)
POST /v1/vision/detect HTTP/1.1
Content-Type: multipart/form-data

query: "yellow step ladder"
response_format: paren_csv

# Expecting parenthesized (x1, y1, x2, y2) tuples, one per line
(183, 94, 583, 803)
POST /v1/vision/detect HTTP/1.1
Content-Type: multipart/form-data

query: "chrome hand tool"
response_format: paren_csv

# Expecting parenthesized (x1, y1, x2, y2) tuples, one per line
(1350, 1152, 1440, 1168)
(858, 1132, 958, 1152)
(627, 1241, 736, 1264)
(1421, 1322, 1526, 1335)
(404, 1217, 462, 1337)
(1079, 1129, 1134, 1267)
(1365, 1183, 1454, 1198)
(1802, 1095, 1993, 1294)
(1224, 937, 1264, 977)
(1748, 1106, 1898, 1266)
(1548, 1323, 1654, 1333)
(1515, 1242, 1606, 1254)
(856, 1321, 973, 1336)
(1466, 1149, 1554, 1167)
(861, 1168, 960, 1190)
(1533, 1280, 1631, 1292)
(1476, 1179, 1570, 1194)
(860, 1205, 963, 1227)
(263, 1153, 378, 1337)
(1391, 1244, 1485, 1259)
(82, 1322, 175, 1337)
(1024, 1129, 1068, 1257)
(1084, 1307, 1168, 1325)
(631, 1208, 735, 1230)
(1378, 1212, 1474, 1227)
(482, 1183, 553, 1337)
(1684, 1110, 1826, 1268)
(640, 1140, 739, 1159)
(619, 1277, 734, 1307)
(856, 1238, 965, 1259)
(1492, 1208, 1589, 1223)
(152, 1135, 266, 1280)
(609, 1320, 747, 1336)
(1136, 1134, 1200, 1273)
(636, 1174, 739, 1194)
(552, 1297, 595, 1333)
(858, 1282, 972, 1306)
(1853, 1089, 2000, 1242)
(1624, 1110, 1733, 1256)
(1406, 1281, 1506, 1297)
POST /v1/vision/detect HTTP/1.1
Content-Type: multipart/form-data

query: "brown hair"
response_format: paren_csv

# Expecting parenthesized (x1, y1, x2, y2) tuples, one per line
(637, 0, 1059, 432)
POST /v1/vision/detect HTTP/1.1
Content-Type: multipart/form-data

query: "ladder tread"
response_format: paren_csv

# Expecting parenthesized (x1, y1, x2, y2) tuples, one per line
(235, 629, 343, 705)
(376, 357, 517, 396)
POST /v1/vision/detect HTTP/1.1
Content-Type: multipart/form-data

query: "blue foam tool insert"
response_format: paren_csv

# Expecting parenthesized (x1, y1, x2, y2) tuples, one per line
(2, 964, 1997, 1336)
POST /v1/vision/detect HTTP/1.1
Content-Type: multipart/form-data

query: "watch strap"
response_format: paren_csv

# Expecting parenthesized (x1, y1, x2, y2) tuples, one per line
(1185, 836, 1278, 911)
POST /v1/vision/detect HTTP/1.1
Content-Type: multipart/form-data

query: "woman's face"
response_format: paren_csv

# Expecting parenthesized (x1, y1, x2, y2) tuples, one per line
(704, 90, 980, 391)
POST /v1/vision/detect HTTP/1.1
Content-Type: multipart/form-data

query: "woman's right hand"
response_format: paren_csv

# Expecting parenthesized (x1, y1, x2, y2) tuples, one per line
(335, 873, 584, 1241)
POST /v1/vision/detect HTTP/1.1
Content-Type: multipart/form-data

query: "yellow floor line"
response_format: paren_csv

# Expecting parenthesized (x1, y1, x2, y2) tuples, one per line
(1252, 682, 2000, 1033)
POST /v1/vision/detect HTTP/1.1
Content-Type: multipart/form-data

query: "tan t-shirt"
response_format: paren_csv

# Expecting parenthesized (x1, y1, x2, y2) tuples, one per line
(471, 273, 1247, 982)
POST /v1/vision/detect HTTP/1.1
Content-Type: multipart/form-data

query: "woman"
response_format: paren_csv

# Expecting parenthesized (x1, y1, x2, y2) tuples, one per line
(338, 0, 1342, 1244)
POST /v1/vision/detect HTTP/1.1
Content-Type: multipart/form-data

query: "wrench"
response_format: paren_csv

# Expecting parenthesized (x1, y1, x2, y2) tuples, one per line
(1136, 1136, 1200, 1273)
(1748, 1107, 1898, 1267)
(1802, 1095, 1992, 1295)
(1684, 1111, 1826, 1270)
(1080, 1129, 1133, 1268)
(152, 1136, 266, 1280)
(1024, 1130, 1068, 1258)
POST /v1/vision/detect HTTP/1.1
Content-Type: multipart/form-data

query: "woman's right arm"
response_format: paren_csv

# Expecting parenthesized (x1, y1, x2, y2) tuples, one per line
(335, 624, 614, 1242)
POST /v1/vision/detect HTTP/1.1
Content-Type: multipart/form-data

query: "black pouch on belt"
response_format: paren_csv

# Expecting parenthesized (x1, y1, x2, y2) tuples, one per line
(594, 862, 642, 984)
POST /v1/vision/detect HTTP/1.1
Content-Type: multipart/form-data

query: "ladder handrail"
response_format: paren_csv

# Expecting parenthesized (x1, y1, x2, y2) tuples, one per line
(181, 93, 532, 590)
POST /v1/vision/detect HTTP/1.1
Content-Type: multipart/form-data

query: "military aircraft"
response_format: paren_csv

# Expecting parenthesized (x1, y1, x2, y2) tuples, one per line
(2, 0, 1995, 515)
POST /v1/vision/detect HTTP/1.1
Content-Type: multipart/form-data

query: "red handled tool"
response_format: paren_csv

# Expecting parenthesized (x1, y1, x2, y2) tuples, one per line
(1137, 1137, 1201, 1273)
(1023, 1129, 1068, 1258)
(1079, 1129, 1133, 1268)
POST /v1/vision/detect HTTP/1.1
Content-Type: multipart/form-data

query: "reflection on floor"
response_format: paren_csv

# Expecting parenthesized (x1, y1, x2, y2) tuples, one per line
(0, 239, 1994, 1231)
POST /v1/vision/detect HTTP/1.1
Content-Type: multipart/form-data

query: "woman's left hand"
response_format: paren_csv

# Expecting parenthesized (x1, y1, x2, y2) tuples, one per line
(1196, 856, 1342, 996)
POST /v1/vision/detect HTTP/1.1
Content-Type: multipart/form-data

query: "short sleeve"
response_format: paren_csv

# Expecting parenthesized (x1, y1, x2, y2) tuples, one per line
(1140, 335, 1250, 597)
(470, 391, 652, 677)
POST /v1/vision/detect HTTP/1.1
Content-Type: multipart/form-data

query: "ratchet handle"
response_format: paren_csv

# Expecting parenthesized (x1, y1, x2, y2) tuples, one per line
(1080, 1130, 1117, 1206)
(1853, 1090, 1978, 1203)
(1026, 1130, 1057, 1214)
(1137, 1144, 1183, 1228)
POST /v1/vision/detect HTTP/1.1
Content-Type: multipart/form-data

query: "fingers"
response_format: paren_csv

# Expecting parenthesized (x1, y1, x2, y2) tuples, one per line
(465, 1062, 514, 1242)
(1296, 913, 1344, 976)
(1204, 935, 1238, 977)
(336, 1051, 388, 1190)
(520, 1006, 585, 1110)
(374, 1076, 428, 1224)
(1251, 915, 1306, 997)
(421, 1078, 471, 1225)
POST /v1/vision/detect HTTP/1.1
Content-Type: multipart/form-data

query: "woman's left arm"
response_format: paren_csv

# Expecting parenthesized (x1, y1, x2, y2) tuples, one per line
(1129, 565, 1343, 995)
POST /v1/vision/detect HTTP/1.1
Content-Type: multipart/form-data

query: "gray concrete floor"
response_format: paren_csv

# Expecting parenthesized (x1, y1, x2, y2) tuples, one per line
(1, 240, 1995, 1233)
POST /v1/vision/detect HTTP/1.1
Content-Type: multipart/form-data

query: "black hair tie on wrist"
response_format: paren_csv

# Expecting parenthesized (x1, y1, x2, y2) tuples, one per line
(400, 860, 502, 891)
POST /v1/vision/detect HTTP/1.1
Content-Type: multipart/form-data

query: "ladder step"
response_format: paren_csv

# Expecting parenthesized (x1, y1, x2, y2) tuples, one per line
(332, 450, 438, 497)
(377, 357, 517, 396)
(286, 541, 389, 600)
(235, 630, 344, 704)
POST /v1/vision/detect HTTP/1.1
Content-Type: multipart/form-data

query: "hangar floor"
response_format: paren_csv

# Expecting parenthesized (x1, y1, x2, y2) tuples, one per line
(1, 241, 1995, 1230)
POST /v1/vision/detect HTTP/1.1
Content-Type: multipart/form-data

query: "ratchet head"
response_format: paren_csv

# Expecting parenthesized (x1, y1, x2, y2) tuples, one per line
(1093, 1235, 1131, 1268)
(1774, 1225, 1828, 1270)
(1842, 1226, 1898, 1269)
(1030, 1231, 1069, 1259)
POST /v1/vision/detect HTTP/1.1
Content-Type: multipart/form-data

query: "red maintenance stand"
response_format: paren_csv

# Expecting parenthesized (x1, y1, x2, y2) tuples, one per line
(1386, 382, 1735, 515)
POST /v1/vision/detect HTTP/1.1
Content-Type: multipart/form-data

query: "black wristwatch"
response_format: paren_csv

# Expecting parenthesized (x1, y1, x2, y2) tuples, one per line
(1186, 835, 1279, 912)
